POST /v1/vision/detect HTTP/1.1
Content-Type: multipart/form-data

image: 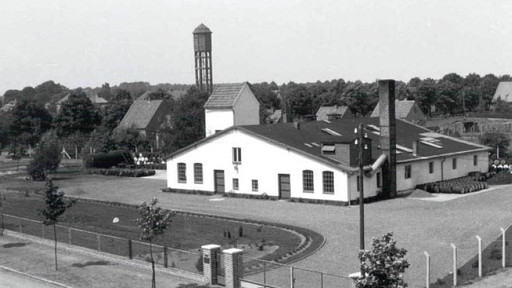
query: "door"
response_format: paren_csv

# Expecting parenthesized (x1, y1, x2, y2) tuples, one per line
(278, 174, 291, 199)
(214, 170, 225, 193)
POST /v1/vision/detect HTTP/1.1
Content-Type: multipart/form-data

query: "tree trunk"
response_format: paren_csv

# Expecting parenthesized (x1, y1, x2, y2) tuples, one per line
(150, 240, 155, 288)
(53, 224, 58, 270)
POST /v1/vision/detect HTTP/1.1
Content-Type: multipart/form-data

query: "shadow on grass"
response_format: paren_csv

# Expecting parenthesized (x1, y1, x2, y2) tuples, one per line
(71, 260, 111, 268)
(3, 242, 28, 248)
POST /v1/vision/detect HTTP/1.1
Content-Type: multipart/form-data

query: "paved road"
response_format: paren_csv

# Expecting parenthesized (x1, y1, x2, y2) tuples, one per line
(57, 177, 512, 287)
(0, 267, 63, 288)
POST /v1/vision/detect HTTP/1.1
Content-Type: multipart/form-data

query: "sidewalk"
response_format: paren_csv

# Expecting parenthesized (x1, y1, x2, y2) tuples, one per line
(0, 232, 210, 288)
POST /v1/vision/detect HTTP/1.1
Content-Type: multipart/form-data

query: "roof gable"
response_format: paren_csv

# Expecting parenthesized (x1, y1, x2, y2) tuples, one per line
(316, 105, 350, 120)
(493, 82, 512, 102)
(117, 99, 168, 130)
(371, 100, 425, 120)
(204, 83, 247, 109)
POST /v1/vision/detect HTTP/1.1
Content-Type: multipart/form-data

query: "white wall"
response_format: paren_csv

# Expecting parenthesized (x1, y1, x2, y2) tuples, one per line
(205, 109, 233, 137)
(167, 129, 351, 202)
(233, 85, 260, 126)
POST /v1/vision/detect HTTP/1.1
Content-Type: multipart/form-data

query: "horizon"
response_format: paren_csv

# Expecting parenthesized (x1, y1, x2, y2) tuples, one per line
(1, 0, 511, 96)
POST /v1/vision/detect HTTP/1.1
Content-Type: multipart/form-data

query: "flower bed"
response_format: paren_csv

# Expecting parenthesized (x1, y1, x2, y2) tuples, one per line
(87, 168, 156, 177)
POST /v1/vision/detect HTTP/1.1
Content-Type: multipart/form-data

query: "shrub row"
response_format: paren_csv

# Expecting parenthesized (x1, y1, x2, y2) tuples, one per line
(487, 171, 512, 185)
(161, 188, 215, 196)
(83, 150, 134, 168)
(117, 163, 166, 170)
(417, 175, 488, 194)
(223, 192, 278, 201)
(87, 168, 156, 177)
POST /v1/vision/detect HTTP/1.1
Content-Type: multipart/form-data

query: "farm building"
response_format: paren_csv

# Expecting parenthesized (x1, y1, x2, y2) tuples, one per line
(116, 98, 173, 149)
(493, 82, 512, 102)
(371, 99, 426, 122)
(316, 105, 354, 121)
(204, 82, 260, 137)
(166, 81, 490, 204)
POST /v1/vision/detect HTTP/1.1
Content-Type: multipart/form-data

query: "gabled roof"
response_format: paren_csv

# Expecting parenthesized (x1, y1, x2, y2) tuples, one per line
(117, 99, 165, 130)
(371, 100, 424, 119)
(316, 105, 350, 120)
(493, 82, 512, 102)
(204, 83, 248, 109)
(166, 117, 490, 172)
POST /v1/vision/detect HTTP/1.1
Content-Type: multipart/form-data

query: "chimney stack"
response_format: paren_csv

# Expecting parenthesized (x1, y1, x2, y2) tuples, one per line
(378, 80, 397, 199)
(412, 140, 419, 156)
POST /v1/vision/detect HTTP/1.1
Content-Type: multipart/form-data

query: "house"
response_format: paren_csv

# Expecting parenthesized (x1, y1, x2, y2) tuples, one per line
(371, 99, 426, 121)
(204, 82, 260, 137)
(316, 105, 354, 121)
(0, 99, 17, 112)
(166, 81, 489, 204)
(493, 82, 512, 102)
(56, 92, 108, 113)
(116, 99, 173, 149)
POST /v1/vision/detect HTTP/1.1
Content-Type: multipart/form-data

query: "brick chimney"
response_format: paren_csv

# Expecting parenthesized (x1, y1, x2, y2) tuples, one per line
(378, 80, 397, 199)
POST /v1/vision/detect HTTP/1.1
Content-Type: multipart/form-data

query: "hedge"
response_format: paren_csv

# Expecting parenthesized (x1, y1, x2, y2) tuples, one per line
(87, 168, 156, 177)
(83, 150, 134, 168)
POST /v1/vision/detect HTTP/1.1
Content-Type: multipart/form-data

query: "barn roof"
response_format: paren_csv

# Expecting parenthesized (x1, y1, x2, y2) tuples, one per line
(117, 99, 165, 130)
(165, 117, 490, 172)
(493, 82, 512, 102)
(204, 83, 247, 109)
(371, 100, 422, 119)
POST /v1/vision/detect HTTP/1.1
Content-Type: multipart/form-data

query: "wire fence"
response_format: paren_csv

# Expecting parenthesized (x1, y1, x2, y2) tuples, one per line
(0, 213, 202, 275)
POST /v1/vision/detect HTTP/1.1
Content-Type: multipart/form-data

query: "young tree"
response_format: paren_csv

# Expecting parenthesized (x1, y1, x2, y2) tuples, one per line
(136, 198, 175, 288)
(38, 179, 73, 270)
(355, 232, 409, 288)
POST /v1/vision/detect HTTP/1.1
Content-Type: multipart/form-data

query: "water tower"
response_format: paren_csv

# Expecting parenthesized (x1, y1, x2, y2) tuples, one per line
(193, 23, 213, 93)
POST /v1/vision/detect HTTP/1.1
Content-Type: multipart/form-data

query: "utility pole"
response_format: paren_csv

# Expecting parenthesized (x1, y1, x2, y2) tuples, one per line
(356, 122, 366, 279)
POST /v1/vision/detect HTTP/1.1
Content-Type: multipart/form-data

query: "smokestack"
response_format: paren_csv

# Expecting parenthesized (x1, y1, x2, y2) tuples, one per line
(378, 80, 397, 199)
(412, 140, 419, 156)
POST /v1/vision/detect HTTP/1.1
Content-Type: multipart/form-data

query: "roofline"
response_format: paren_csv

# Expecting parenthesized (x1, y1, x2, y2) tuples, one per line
(164, 125, 358, 173)
(203, 82, 248, 109)
(396, 147, 492, 164)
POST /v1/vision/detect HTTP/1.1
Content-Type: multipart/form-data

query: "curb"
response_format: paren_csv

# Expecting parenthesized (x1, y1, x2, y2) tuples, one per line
(0, 265, 72, 288)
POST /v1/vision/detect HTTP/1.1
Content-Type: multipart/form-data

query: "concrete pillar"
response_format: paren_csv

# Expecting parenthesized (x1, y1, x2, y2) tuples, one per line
(201, 244, 221, 285)
(223, 248, 244, 288)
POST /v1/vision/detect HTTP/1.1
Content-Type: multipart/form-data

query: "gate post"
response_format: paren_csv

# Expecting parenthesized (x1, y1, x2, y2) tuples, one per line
(201, 244, 221, 285)
(501, 227, 506, 268)
(476, 236, 482, 278)
(223, 248, 243, 288)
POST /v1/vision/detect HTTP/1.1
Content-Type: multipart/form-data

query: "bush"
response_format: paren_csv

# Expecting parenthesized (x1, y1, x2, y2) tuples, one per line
(83, 150, 133, 168)
(28, 131, 61, 181)
(87, 168, 156, 177)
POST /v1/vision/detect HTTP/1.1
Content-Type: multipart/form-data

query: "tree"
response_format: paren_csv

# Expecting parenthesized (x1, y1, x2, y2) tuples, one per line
(341, 82, 377, 117)
(136, 198, 174, 288)
(53, 91, 101, 137)
(281, 82, 314, 118)
(414, 78, 436, 116)
(0, 112, 13, 149)
(38, 179, 73, 270)
(101, 89, 133, 130)
(9, 99, 53, 146)
(435, 80, 460, 115)
(480, 132, 510, 159)
(355, 232, 409, 288)
(147, 89, 173, 101)
(28, 131, 61, 180)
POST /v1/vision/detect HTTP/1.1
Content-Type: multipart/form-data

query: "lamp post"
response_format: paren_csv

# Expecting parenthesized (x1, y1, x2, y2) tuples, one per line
(355, 123, 367, 277)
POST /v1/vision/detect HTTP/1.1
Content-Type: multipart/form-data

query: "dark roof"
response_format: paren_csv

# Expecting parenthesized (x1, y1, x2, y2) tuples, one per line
(204, 83, 247, 109)
(316, 105, 350, 120)
(166, 117, 490, 172)
(117, 100, 165, 130)
(493, 82, 512, 102)
(371, 100, 424, 119)
(193, 23, 212, 34)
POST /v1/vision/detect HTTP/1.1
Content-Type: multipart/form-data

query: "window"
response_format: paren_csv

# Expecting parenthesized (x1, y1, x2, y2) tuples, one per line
(405, 165, 411, 179)
(429, 162, 434, 174)
(323, 171, 334, 194)
(233, 178, 239, 190)
(194, 163, 203, 183)
(303, 170, 314, 192)
(252, 180, 258, 192)
(233, 147, 242, 164)
(177, 163, 186, 183)
(473, 155, 478, 166)
(452, 158, 457, 170)
(376, 172, 382, 188)
(356, 176, 360, 191)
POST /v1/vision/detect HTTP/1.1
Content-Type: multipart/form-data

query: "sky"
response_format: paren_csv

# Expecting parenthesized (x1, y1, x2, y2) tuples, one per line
(1, 0, 512, 95)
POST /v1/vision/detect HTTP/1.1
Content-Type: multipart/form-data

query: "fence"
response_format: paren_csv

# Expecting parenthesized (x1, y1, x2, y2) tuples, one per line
(0, 213, 202, 275)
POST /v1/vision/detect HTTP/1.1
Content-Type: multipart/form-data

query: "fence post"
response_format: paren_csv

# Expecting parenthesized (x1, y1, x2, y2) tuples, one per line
(290, 266, 295, 288)
(263, 261, 266, 285)
(42, 224, 45, 239)
(476, 235, 482, 278)
(97, 234, 101, 251)
(451, 243, 457, 286)
(501, 227, 506, 268)
(320, 272, 324, 288)
(424, 251, 430, 288)
(128, 239, 133, 259)
(18, 217, 22, 233)
(223, 248, 243, 288)
(163, 246, 168, 268)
